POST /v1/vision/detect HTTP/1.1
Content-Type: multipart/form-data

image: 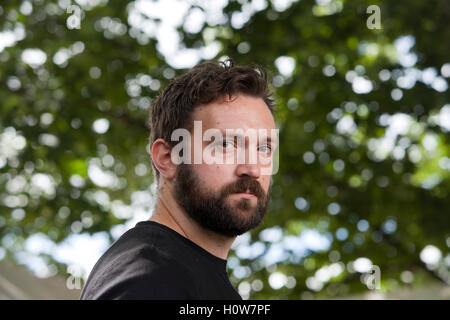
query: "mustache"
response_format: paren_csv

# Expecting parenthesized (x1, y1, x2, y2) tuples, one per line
(220, 177, 265, 199)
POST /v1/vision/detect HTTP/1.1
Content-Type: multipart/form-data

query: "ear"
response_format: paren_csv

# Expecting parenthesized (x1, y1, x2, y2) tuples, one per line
(151, 138, 177, 180)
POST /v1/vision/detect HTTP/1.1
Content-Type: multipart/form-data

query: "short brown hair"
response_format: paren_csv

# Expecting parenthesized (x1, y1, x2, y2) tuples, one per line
(148, 59, 275, 182)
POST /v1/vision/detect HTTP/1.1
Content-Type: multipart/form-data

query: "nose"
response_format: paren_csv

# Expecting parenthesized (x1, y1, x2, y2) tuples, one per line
(234, 142, 262, 179)
(235, 162, 261, 179)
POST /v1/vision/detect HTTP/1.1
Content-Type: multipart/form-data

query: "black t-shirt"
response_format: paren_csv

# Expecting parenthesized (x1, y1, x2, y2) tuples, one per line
(80, 220, 242, 300)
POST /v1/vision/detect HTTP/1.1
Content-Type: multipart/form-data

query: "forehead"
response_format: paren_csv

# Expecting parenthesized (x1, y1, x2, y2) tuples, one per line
(192, 94, 275, 131)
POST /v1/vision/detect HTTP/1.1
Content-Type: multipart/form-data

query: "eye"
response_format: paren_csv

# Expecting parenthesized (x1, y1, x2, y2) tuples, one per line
(213, 140, 234, 150)
(222, 140, 235, 149)
(258, 144, 272, 154)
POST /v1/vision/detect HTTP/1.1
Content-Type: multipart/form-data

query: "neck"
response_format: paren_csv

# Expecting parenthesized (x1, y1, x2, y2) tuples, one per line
(149, 186, 236, 260)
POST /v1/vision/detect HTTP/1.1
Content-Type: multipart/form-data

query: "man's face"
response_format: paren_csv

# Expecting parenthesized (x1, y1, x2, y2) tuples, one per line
(173, 94, 276, 237)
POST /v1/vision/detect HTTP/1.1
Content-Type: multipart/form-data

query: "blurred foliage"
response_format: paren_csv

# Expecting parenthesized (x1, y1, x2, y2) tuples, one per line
(0, 0, 449, 299)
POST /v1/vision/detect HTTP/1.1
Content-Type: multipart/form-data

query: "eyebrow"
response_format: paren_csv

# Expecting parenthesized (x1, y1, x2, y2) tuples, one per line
(218, 129, 276, 144)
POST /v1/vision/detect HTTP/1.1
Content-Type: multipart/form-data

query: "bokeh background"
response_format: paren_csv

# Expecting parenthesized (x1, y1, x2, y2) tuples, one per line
(0, 0, 449, 299)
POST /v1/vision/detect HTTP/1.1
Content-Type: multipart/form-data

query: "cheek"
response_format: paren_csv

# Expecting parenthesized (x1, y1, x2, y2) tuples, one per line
(261, 177, 271, 193)
(193, 163, 234, 186)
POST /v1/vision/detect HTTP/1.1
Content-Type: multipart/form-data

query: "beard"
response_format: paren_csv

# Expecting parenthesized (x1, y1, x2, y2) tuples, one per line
(173, 163, 271, 237)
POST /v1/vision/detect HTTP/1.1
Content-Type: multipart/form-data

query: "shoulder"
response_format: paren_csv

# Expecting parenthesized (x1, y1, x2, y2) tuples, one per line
(93, 254, 197, 299)
(80, 230, 198, 300)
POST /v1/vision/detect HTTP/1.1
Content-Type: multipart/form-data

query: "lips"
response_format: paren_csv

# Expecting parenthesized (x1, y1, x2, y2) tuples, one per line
(233, 189, 256, 198)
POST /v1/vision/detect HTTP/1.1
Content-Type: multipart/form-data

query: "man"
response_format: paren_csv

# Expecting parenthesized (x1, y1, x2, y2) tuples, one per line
(80, 59, 278, 299)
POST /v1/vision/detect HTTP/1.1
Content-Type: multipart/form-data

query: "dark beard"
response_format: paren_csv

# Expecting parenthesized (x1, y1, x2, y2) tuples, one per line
(173, 164, 271, 237)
